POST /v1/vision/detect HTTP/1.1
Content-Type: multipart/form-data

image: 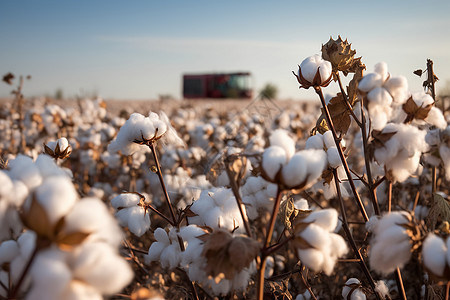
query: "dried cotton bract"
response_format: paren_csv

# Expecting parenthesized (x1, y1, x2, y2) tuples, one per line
(292, 208, 348, 275)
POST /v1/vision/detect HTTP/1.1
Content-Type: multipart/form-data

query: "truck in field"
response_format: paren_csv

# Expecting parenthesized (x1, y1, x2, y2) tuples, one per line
(182, 72, 252, 99)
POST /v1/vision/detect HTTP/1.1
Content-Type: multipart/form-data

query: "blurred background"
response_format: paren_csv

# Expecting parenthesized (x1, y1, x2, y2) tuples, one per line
(1, 0, 449, 101)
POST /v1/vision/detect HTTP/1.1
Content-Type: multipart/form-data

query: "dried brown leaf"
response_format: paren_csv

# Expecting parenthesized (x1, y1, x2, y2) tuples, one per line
(21, 195, 52, 238)
(325, 93, 352, 135)
(2, 73, 14, 85)
(278, 197, 297, 229)
(426, 193, 450, 231)
(402, 96, 433, 123)
(57, 231, 90, 250)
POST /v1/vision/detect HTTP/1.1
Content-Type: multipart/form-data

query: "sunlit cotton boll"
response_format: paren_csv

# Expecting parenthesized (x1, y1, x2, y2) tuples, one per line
(269, 129, 296, 160)
(369, 211, 413, 275)
(421, 233, 447, 277)
(108, 112, 168, 155)
(342, 278, 366, 300)
(262, 146, 287, 181)
(111, 193, 151, 237)
(299, 54, 332, 85)
(145, 227, 183, 269)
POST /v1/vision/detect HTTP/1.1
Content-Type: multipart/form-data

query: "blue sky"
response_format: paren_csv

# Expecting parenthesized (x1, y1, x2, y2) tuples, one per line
(1, 0, 449, 100)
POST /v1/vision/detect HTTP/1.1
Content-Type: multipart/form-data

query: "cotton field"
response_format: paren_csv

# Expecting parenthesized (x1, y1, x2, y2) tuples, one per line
(1, 37, 450, 299)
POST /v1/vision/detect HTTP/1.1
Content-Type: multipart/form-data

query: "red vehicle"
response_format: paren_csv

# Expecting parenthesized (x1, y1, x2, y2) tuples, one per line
(182, 72, 252, 99)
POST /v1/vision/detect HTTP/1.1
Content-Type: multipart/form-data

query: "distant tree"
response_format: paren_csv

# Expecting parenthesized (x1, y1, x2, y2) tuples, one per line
(54, 88, 64, 100)
(260, 83, 278, 100)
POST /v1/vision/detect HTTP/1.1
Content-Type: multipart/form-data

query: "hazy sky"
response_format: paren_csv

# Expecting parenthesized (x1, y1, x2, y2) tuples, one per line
(1, 0, 449, 100)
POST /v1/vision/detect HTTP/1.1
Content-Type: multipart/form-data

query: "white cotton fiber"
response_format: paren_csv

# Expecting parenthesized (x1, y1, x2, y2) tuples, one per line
(322, 131, 335, 149)
(111, 193, 140, 209)
(304, 149, 327, 184)
(160, 243, 181, 269)
(299, 224, 330, 250)
(303, 209, 338, 232)
(425, 107, 447, 129)
(299, 55, 332, 84)
(384, 76, 408, 104)
(8, 155, 43, 190)
(281, 152, 307, 188)
(358, 73, 383, 92)
(305, 133, 324, 150)
(269, 129, 296, 160)
(342, 278, 366, 300)
(154, 227, 170, 244)
(375, 280, 390, 298)
(422, 233, 446, 277)
(374, 62, 389, 81)
(0, 240, 19, 265)
(34, 176, 77, 224)
(367, 87, 393, 106)
(262, 146, 287, 181)
(298, 248, 324, 273)
(327, 147, 341, 168)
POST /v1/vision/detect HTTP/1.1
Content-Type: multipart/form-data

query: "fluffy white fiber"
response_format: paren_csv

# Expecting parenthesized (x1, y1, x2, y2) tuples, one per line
(111, 193, 151, 237)
(422, 233, 447, 277)
(342, 278, 366, 300)
(299, 54, 332, 84)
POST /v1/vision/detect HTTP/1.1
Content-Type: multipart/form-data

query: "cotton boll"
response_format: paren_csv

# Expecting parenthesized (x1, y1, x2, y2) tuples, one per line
(154, 227, 170, 245)
(34, 176, 78, 224)
(370, 239, 412, 275)
(294, 199, 309, 210)
(299, 54, 332, 84)
(262, 146, 287, 181)
(146, 241, 167, 263)
(305, 133, 324, 150)
(368, 104, 390, 131)
(425, 107, 447, 129)
(422, 233, 447, 277)
(281, 152, 307, 188)
(269, 129, 296, 160)
(358, 73, 383, 92)
(299, 224, 330, 250)
(342, 278, 366, 300)
(160, 243, 182, 269)
(304, 149, 327, 185)
(375, 280, 390, 298)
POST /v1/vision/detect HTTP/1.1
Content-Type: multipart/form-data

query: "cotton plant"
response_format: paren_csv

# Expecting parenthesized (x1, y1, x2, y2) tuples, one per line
(0, 154, 133, 298)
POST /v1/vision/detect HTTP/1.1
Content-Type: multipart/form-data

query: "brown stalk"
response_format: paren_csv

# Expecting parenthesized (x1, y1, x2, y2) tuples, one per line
(333, 169, 381, 299)
(224, 158, 252, 238)
(315, 86, 369, 222)
(148, 142, 177, 226)
(336, 72, 380, 215)
(256, 187, 283, 300)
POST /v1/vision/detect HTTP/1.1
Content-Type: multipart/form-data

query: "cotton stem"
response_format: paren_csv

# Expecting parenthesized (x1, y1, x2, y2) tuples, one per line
(148, 142, 177, 226)
(333, 169, 381, 299)
(315, 86, 369, 222)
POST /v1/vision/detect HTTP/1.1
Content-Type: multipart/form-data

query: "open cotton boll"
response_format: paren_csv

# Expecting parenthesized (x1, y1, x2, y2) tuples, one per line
(160, 243, 182, 269)
(342, 278, 366, 300)
(262, 146, 287, 181)
(305, 133, 324, 150)
(281, 152, 307, 188)
(304, 149, 327, 184)
(34, 176, 78, 225)
(72, 242, 134, 295)
(358, 73, 383, 92)
(61, 280, 102, 300)
(8, 155, 42, 190)
(64, 197, 124, 246)
(299, 224, 330, 250)
(422, 233, 447, 277)
(299, 54, 332, 84)
(159, 111, 185, 147)
(297, 248, 324, 273)
(269, 129, 296, 159)
(367, 104, 391, 131)
(322, 131, 335, 149)
(294, 199, 309, 210)
(375, 281, 390, 298)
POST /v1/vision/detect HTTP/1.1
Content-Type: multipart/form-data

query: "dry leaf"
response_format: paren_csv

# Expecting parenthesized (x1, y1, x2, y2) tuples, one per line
(20, 196, 52, 238)
(2, 73, 14, 85)
(426, 193, 450, 231)
(278, 197, 297, 229)
(402, 96, 433, 123)
(57, 231, 90, 250)
(264, 279, 292, 300)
